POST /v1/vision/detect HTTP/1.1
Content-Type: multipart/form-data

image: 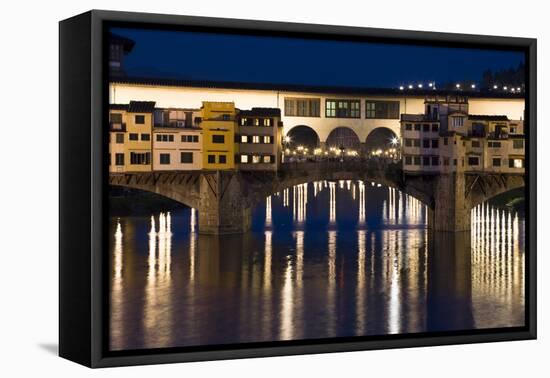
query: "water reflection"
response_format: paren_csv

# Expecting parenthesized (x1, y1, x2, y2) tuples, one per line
(110, 181, 525, 351)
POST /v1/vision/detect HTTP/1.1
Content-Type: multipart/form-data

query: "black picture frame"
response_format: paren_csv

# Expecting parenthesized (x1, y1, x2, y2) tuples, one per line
(59, 9, 537, 368)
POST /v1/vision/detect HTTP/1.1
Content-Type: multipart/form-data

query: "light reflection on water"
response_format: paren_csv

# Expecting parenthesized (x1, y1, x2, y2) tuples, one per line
(109, 181, 525, 351)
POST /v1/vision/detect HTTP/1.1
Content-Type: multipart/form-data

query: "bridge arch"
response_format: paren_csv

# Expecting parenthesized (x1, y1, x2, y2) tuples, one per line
(365, 127, 399, 155)
(325, 127, 361, 151)
(285, 125, 320, 150)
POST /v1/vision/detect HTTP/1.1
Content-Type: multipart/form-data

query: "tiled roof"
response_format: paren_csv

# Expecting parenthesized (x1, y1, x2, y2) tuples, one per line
(469, 115, 510, 121)
(110, 76, 525, 99)
(128, 101, 156, 113)
(239, 108, 281, 117)
(110, 104, 128, 111)
(400, 114, 438, 122)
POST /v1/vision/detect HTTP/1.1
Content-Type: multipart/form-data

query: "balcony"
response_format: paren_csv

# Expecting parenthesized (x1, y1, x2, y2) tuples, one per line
(110, 122, 126, 132)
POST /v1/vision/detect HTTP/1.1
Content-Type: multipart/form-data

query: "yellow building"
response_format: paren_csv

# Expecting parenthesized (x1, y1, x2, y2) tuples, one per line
(201, 102, 237, 170)
(109, 101, 155, 173)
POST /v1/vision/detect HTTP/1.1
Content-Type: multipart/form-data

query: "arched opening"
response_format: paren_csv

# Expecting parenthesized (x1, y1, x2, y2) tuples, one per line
(326, 127, 361, 154)
(365, 127, 399, 158)
(285, 126, 320, 157)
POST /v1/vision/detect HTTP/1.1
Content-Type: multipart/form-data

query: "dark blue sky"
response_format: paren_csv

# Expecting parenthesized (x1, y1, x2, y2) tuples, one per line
(111, 27, 524, 89)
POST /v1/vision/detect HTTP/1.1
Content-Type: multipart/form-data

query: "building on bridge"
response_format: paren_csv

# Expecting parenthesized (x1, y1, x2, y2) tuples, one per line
(109, 77, 525, 157)
(201, 102, 237, 170)
(152, 107, 203, 171)
(236, 108, 283, 171)
(109, 101, 155, 173)
(400, 95, 525, 174)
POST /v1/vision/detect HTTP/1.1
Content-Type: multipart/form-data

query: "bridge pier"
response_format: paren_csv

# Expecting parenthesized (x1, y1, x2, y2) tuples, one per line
(198, 171, 252, 235)
(429, 173, 471, 232)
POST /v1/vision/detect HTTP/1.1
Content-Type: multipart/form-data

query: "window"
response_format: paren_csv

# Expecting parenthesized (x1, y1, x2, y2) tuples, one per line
(241, 135, 249, 143)
(422, 124, 430, 132)
(513, 139, 524, 149)
(492, 158, 501, 167)
(141, 133, 150, 141)
(325, 99, 360, 118)
(156, 134, 174, 142)
(509, 158, 523, 168)
(263, 136, 272, 144)
(468, 156, 479, 166)
(110, 113, 123, 123)
(423, 156, 430, 166)
(252, 136, 260, 143)
(135, 115, 145, 124)
(254, 118, 260, 126)
(431, 156, 439, 166)
(471, 140, 481, 148)
(212, 135, 225, 144)
(263, 118, 272, 127)
(443, 137, 448, 146)
(405, 123, 412, 131)
(431, 139, 439, 148)
(240, 155, 249, 163)
(423, 139, 430, 148)
(240, 118, 247, 126)
(159, 153, 170, 165)
(285, 98, 320, 117)
(325, 101, 336, 117)
(207, 155, 215, 164)
(263, 155, 272, 163)
(405, 139, 413, 147)
(252, 155, 261, 163)
(431, 124, 439, 132)
(414, 124, 421, 131)
(181, 135, 199, 143)
(405, 156, 412, 165)
(129, 133, 138, 141)
(450, 116, 465, 128)
(219, 155, 227, 164)
(130, 152, 150, 165)
(413, 139, 421, 147)
(413, 156, 421, 165)
(453, 159, 457, 166)
(115, 153, 124, 166)
(115, 133, 124, 144)
(443, 157, 450, 166)
(365, 101, 400, 119)
(181, 152, 193, 164)
(488, 141, 502, 148)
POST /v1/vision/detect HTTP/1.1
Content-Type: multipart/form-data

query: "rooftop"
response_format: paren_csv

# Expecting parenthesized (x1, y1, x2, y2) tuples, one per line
(468, 115, 510, 121)
(110, 76, 525, 100)
(238, 108, 281, 117)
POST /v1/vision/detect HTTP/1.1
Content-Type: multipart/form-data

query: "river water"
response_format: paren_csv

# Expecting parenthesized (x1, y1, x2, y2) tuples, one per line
(109, 180, 525, 351)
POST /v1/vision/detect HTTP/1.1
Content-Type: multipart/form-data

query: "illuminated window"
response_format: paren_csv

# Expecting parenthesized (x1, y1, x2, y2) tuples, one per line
(252, 155, 261, 163)
(115, 133, 124, 144)
(263, 118, 272, 126)
(241, 135, 248, 143)
(263, 155, 272, 163)
(450, 117, 465, 128)
(240, 155, 249, 163)
(252, 136, 260, 143)
(255, 118, 260, 126)
(285, 98, 320, 117)
(510, 158, 523, 168)
(263, 136, 272, 144)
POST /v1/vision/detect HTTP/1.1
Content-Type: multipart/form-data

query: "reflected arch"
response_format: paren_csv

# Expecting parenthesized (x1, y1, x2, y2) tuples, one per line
(285, 125, 320, 150)
(326, 127, 361, 151)
(365, 127, 399, 154)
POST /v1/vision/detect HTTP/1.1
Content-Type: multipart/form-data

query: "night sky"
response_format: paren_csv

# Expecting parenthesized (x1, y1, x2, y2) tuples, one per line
(111, 27, 525, 89)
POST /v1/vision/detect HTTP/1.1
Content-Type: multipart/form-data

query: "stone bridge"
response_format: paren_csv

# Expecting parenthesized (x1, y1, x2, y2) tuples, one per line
(109, 161, 524, 234)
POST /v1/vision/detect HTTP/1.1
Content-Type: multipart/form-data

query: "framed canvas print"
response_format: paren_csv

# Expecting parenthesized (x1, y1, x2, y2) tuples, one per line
(59, 10, 537, 368)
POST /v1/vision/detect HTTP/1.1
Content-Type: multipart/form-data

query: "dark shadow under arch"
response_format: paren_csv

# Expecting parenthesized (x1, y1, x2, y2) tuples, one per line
(286, 125, 320, 150)
(326, 127, 361, 150)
